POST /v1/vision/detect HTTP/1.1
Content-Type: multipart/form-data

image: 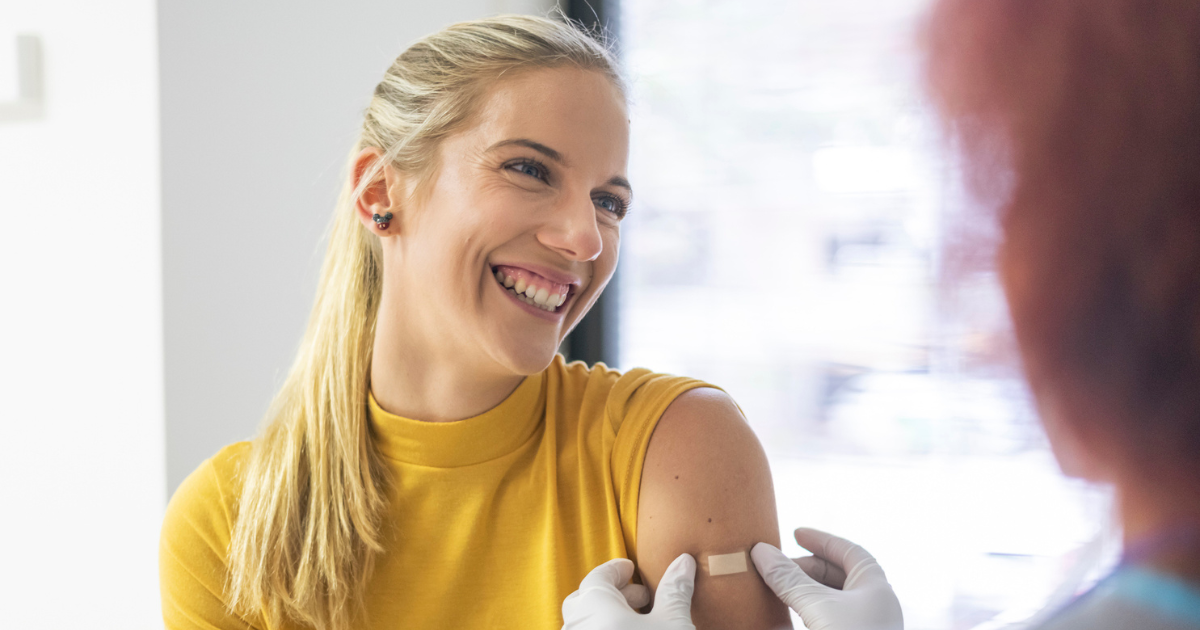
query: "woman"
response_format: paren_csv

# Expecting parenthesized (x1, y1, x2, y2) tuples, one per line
(158, 15, 790, 630)
(923, 1, 1200, 627)
(567, 0, 1200, 628)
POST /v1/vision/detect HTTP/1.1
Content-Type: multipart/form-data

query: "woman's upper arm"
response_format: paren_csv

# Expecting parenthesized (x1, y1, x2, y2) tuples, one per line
(636, 387, 793, 630)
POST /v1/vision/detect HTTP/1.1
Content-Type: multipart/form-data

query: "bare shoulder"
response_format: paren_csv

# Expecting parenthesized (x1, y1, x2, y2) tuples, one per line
(637, 388, 792, 629)
(649, 388, 759, 463)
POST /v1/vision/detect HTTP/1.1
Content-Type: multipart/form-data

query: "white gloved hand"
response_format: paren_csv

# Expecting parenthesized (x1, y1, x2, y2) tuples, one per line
(751, 528, 903, 630)
(561, 554, 697, 630)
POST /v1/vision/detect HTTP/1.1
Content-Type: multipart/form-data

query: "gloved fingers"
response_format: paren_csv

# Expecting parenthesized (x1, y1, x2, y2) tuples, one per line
(649, 553, 697, 623)
(751, 542, 827, 610)
(793, 528, 887, 590)
(577, 558, 636, 592)
(792, 527, 855, 564)
(562, 560, 639, 626)
(860, 583, 905, 630)
(620, 583, 651, 610)
(795, 554, 847, 590)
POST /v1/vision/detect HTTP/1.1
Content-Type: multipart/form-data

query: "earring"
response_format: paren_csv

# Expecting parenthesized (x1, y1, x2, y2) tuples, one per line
(372, 212, 393, 231)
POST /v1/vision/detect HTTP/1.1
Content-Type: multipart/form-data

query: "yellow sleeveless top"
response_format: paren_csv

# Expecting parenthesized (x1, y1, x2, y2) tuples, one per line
(159, 356, 709, 630)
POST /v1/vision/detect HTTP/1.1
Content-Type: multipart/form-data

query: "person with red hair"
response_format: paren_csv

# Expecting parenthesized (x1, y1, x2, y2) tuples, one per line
(562, 1, 1200, 628)
(914, 1, 1200, 627)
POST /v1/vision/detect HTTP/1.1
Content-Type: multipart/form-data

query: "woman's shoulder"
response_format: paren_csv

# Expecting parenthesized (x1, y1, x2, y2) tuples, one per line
(546, 353, 718, 434)
(161, 441, 252, 555)
(172, 441, 252, 507)
(207, 440, 254, 476)
(160, 441, 258, 629)
(546, 354, 726, 492)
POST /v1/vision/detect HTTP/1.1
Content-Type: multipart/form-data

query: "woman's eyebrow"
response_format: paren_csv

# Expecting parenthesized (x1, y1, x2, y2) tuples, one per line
(607, 176, 632, 195)
(488, 138, 566, 164)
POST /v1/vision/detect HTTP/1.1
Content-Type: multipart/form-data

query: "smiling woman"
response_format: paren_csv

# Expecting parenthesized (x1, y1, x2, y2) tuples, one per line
(158, 14, 788, 630)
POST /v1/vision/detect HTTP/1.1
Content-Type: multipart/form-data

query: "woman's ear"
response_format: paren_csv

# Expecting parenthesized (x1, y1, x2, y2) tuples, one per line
(352, 147, 406, 235)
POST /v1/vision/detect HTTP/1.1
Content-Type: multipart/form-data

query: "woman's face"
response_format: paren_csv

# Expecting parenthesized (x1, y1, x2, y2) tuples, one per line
(380, 67, 630, 376)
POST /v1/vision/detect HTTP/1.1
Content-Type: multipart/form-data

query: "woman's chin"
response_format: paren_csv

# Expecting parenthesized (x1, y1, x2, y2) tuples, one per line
(493, 339, 563, 376)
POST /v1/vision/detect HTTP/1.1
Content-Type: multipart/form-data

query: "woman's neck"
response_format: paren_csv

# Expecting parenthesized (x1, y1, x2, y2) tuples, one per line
(368, 296, 524, 423)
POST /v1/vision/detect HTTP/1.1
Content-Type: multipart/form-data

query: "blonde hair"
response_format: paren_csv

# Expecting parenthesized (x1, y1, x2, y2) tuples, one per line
(225, 14, 623, 630)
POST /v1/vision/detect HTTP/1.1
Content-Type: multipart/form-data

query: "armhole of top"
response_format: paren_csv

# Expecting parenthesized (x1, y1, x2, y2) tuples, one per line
(607, 371, 715, 563)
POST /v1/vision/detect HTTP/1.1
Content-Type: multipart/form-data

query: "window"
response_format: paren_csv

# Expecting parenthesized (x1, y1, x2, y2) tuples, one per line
(617, 2, 1117, 628)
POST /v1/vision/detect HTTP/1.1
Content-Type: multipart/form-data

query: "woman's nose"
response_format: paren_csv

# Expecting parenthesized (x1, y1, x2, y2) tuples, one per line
(537, 195, 604, 262)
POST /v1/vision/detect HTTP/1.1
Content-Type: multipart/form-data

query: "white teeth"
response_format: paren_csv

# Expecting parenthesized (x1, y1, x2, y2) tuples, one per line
(495, 269, 566, 312)
(503, 285, 560, 312)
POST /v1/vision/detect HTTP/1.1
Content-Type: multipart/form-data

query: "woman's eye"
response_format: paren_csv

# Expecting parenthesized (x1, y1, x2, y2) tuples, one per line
(509, 161, 546, 181)
(595, 195, 628, 218)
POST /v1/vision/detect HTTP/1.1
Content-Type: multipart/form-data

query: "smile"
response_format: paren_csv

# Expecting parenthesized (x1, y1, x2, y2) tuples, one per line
(492, 265, 572, 313)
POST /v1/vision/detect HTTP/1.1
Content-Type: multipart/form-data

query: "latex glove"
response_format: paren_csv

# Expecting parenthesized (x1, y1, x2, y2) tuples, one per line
(561, 554, 697, 630)
(751, 528, 903, 630)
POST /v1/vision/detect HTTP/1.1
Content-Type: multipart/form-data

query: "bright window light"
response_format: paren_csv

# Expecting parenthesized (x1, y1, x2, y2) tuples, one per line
(618, 2, 1117, 628)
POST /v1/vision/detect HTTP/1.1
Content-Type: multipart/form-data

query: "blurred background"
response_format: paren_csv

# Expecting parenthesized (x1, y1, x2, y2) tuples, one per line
(0, 1, 1115, 628)
(614, 2, 1119, 628)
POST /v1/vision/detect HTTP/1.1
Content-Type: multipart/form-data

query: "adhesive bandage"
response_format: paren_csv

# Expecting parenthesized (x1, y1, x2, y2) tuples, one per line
(702, 551, 750, 576)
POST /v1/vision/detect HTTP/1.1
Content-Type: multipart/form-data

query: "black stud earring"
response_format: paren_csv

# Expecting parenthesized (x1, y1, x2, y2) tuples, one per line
(372, 212, 394, 231)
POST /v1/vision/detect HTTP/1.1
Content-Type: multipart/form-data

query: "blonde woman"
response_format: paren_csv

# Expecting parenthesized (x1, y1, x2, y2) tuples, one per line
(159, 15, 790, 630)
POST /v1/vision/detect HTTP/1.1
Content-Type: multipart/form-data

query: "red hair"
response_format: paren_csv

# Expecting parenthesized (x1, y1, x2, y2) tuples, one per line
(924, 0, 1200, 481)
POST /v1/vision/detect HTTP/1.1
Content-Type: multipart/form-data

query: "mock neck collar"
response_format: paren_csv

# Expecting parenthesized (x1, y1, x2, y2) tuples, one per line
(368, 372, 546, 468)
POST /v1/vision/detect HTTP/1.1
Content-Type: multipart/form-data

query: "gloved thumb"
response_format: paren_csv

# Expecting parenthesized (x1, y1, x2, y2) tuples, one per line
(793, 528, 888, 591)
(574, 558, 651, 608)
(751, 542, 820, 609)
(648, 553, 697, 624)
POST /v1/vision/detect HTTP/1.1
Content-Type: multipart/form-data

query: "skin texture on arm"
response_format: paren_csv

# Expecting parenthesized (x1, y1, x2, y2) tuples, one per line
(637, 388, 793, 630)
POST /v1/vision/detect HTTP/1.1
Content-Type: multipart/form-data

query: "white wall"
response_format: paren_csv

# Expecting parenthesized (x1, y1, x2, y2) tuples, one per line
(159, 0, 561, 492)
(0, 2, 165, 629)
(1, 1, 557, 628)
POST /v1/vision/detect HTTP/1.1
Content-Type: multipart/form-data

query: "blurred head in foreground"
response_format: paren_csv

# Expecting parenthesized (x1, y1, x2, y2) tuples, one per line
(924, 0, 1200, 540)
